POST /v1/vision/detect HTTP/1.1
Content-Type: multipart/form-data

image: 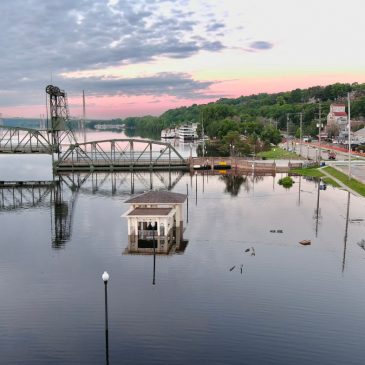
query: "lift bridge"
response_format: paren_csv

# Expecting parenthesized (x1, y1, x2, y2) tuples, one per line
(0, 85, 74, 154)
(0, 171, 184, 248)
(0, 85, 188, 171)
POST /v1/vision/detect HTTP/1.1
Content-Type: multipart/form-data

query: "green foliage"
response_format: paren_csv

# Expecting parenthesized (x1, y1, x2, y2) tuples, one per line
(323, 167, 365, 197)
(278, 176, 294, 188)
(289, 167, 324, 177)
(258, 147, 298, 159)
(260, 125, 282, 144)
(121, 82, 365, 141)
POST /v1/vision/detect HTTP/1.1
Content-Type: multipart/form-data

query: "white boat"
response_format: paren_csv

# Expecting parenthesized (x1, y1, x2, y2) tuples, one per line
(178, 124, 198, 141)
(161, 128, 176, 139)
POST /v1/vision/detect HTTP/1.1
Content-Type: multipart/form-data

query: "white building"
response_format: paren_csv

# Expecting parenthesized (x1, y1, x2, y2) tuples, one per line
(327, 103, 348, 132)
(122, 191, 187, 255)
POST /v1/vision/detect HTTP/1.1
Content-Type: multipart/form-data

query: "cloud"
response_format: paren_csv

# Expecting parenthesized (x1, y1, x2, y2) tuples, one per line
(63, 72, 218, 99)
(0, 1, 225, 100)
(206, 22, 225, 32)
(0, 72, 223, 107)
(0, 0, 235, 112)
(249, 41, 274, 51)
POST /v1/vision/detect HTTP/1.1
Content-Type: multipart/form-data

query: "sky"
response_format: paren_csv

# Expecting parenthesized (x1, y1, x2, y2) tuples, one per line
(0, 0, 365, 119)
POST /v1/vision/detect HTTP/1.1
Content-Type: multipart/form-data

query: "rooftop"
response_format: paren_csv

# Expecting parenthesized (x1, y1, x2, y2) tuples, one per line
(127, 207, 173, 216)
(125, 191, 186, 204)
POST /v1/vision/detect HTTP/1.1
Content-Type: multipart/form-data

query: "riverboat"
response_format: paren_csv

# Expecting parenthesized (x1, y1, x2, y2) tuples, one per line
(178, 124, 198, 141)
(161, 128, 177, 139)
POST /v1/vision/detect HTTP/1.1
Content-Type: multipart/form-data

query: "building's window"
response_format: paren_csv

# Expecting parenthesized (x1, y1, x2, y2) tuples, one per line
(160, 223, 165, 236)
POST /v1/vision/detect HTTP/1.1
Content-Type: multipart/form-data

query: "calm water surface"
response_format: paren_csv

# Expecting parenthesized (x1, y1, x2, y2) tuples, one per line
(1, 132, 365, 364)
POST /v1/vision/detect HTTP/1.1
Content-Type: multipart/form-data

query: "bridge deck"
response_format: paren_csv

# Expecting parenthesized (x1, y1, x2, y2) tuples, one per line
(0, 146, 53, 154)
(56, 159, 189, 171)
(0, 180, 56, 188)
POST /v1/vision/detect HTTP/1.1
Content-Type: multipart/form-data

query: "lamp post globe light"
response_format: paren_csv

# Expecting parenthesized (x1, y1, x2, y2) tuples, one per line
(102, 271, 110, 364)
(102, 271, 110, 283)
(102, 271, 109, 332)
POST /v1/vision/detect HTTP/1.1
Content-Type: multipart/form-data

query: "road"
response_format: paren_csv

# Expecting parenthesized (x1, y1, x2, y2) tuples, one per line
(284, 142, 365, 184)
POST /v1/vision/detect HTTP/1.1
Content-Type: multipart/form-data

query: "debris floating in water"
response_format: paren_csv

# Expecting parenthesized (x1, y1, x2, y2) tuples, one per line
(229, 266, 236, 272)
(245, 248, 250, 252)
(251, 247, 255, 256)
(299, 239, 311, 246)
(357, 240, 365, 250)
(240, 265, 243, 274)
(270, 229, 283, 233)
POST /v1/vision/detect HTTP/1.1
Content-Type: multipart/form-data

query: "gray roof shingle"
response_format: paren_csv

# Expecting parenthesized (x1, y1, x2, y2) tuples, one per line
(127, 207, 173, 216)
(125, 191, 186, 204)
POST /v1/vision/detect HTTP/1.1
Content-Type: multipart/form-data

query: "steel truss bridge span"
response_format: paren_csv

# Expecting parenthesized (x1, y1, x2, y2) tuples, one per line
(0, 126, 53, 154)
(0, 126, 75, 154)
(56, 139, 188, 171)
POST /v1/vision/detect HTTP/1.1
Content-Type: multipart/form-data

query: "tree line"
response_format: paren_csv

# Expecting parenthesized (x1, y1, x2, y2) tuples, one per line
(86, 82, 365, 155)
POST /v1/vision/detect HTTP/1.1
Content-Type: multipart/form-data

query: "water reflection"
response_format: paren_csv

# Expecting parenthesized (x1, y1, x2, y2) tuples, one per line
(342, 191, 351, 273)
(313, 178, 322, 237)
(0, 181, 53, 211)
(0, 171, 186, 250)
(219, 175, 246, 196)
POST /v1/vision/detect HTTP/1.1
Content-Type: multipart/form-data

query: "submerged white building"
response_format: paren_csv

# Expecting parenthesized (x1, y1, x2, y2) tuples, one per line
(122, 191, 187, 254)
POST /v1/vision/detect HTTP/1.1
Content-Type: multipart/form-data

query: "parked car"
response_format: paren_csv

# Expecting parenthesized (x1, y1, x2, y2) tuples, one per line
(328, 151, 336, 160)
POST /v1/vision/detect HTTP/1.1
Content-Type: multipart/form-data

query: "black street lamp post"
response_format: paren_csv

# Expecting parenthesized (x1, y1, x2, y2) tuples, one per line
(147, 222, 157, 285)
(102, 271, 110, 365)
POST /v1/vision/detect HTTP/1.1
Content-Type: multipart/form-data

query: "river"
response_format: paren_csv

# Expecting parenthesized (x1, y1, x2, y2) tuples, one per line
(1, 130, 365, 364)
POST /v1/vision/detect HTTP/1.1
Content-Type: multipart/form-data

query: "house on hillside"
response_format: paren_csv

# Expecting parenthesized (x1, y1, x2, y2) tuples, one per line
(327, 103, 348, 140)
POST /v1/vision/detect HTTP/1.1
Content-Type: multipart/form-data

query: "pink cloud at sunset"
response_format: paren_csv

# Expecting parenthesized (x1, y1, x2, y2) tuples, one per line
(0, 0, 365, 119)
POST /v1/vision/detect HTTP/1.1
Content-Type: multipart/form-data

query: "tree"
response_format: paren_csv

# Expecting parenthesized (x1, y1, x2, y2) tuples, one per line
(260, 125, 282, 145)
(326, 124, 340, 139)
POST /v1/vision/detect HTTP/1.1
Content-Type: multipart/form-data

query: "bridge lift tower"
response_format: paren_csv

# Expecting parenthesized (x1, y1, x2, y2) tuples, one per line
(46, 85, 75, 155)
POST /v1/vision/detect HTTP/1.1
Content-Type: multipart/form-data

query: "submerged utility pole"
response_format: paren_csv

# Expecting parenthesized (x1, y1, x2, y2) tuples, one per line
(299, 112, 303, 156)
(348, 92, 352, 179)
(82, 90, 86, 144)
(286, 114, 289, 150)
(317, 103, 322, 162)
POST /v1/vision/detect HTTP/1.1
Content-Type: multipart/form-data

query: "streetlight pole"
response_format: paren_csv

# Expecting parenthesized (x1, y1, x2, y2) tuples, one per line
(195, 171, 198, 205)
(299, 112, 303, 156)
(286, 114, 289, 150)
(148, 222, 157, 285)
(317, 103, 322, 162)
(186, 183, 189, 223)
(153, 222, 156, 285)
(102, 271, 110, 365)
(348, 92, 352, 179)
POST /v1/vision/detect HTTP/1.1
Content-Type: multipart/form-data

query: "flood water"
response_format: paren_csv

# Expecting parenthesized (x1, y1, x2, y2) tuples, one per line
(1, 131, 365, 364)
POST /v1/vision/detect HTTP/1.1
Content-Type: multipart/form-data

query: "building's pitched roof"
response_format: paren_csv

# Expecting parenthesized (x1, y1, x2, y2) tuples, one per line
(354, 127, 365, 136)
(125, 191, 186, 204)
(127, 207, 173, 216)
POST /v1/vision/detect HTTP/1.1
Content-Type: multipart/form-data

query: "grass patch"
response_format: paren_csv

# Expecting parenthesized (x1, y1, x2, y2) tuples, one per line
(322, 177, 340, 187)
(290, 166, 324, 178)
(278, 176, 294, 188)
(323, 166, 365, 196)
(258, 147, 299, 159)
